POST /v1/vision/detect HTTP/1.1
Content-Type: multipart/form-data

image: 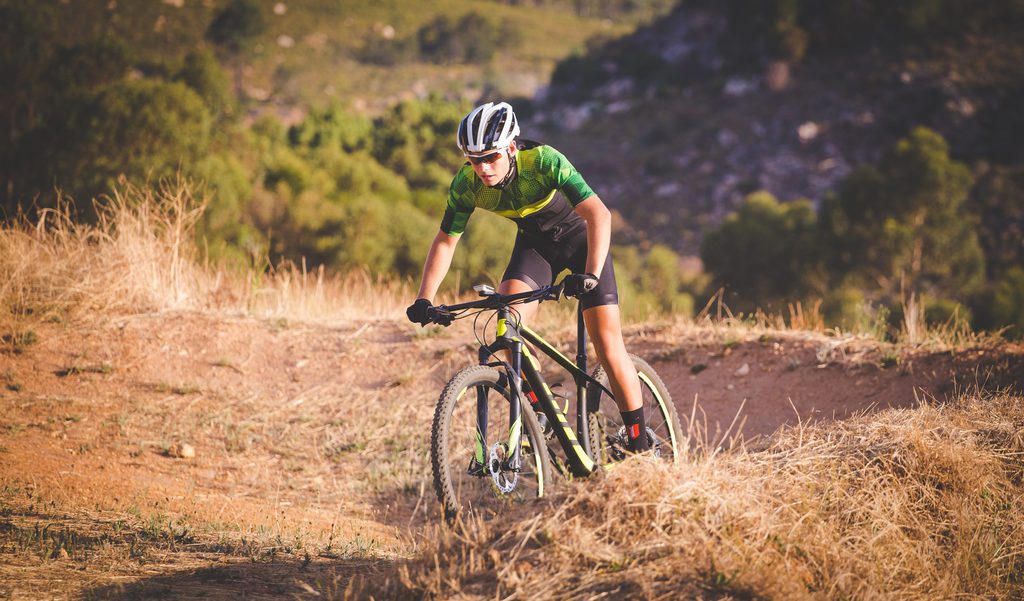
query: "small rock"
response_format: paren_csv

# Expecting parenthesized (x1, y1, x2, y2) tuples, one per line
(766, 61, 790, 91)
(798, 121, 819, 142)
(734, 363, 750, 377)
(726, 384, 735, 390)
(169, 443, 195, 459)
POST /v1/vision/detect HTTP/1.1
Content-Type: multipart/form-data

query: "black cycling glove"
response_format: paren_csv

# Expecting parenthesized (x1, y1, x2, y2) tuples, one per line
(406, 298, 432, 326)
(563, 273, 599, 298)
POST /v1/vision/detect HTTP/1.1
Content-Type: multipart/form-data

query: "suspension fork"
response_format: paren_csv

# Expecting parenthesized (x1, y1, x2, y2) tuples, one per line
(475, 309, 525, 472)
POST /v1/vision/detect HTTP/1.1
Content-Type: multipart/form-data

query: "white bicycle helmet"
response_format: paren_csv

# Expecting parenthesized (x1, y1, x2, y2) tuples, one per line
(456, 101, 520, 156)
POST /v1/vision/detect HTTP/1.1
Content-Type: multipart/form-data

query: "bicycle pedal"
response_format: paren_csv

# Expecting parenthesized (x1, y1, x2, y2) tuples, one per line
(605, 434, 629, 462)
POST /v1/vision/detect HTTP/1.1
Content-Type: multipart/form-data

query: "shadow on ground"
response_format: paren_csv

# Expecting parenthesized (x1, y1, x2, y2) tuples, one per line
(83, 557, 389, 600)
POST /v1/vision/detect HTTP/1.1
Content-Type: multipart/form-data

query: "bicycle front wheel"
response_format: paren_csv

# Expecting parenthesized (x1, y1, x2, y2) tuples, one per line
(431, 365, 552, 522)
(587, 354, 683, 464)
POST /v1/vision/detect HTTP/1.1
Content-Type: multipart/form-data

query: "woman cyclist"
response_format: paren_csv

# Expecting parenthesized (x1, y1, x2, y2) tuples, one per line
(406, 101, 650, 452)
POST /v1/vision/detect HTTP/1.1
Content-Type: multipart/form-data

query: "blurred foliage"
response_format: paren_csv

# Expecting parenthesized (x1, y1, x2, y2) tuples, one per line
(63, 79, 213, 200)
(496, 0, 675, 20)
(614, 244, 703, 320)
(206, 0, 266, 54)
(417, 13, 517, 65)
(2, 0, 1024, 335)
(820, 127, 984, 303)
(982, 268, 1024, 339)
(968, 164, 1024, 280)
(702, 127, 1008, 334)
(702, 192, 824, 313)
(175, 49, 236, 121)
(360, 11, 520, 67)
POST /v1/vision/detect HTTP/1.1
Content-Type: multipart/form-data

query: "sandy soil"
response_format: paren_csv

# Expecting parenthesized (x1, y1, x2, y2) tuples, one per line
(1, 313, 1020, 599)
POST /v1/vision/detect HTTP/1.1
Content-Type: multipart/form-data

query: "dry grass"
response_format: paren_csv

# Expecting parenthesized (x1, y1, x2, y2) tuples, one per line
(345, 390, 1024, 600)
(0, 179, 414, 340)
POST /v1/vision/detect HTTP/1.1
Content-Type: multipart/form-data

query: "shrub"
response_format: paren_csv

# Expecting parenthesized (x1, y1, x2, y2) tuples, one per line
(59, 79, 212, 206)
(417, 12, 513, 64)
(206, 0, 265, 53)
(702, 191, 824, 313)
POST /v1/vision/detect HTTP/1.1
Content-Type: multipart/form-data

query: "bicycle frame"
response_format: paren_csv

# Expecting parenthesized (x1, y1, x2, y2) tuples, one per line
(475, 303, 612, 479)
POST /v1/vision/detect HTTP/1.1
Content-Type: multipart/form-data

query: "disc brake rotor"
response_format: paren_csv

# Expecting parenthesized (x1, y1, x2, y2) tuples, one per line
(488, 442, 517, 493)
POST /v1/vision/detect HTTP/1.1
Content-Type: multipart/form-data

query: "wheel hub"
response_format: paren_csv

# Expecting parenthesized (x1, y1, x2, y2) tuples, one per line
(487, 442, 517, 493)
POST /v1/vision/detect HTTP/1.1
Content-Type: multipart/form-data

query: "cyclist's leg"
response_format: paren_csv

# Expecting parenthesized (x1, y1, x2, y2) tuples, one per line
(576, 255, 650, 451)
(499, 238, 553, 421)
(577, 257, 641, 412)
(499, 235, 553, 327)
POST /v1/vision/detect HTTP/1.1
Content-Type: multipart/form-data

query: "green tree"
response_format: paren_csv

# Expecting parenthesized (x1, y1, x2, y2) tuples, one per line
(702, 191, 824, 312)
(175, 49, 235, 121)
(821, 127, 984, 303)
(288, 103, 372, 153)
(0, 1, 56, 145)
(417, 13, 509, 64)
(206, 0, 265, 98)
(985, 267, 1024, 339)
(61, 79, 212, 202)
(968, 164, 1024, 279)
(370, 98, 467, 195)
(206, 0, 265, 53)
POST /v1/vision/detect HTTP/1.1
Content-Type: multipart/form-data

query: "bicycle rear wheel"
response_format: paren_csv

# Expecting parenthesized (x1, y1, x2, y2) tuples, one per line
(587, 354, 683, 464)
(431, 365, 552, 522)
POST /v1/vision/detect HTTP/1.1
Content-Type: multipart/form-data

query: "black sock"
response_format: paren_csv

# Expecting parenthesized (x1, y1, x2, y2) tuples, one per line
(620, 407, 650, 452)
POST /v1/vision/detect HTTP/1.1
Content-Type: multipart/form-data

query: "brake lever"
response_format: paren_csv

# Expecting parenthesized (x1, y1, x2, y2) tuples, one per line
(427, 305, 455, 326)
(543, 285, 564, 302)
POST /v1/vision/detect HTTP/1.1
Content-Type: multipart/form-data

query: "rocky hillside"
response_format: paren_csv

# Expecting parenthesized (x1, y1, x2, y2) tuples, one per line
(531, 2, 1024, 254)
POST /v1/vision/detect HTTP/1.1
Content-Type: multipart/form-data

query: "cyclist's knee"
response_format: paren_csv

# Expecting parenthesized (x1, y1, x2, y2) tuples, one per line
(498, 277, 536, 295)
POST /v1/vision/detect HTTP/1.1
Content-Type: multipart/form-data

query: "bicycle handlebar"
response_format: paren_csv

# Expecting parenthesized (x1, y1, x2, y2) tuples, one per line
(425, 284, 564, 326)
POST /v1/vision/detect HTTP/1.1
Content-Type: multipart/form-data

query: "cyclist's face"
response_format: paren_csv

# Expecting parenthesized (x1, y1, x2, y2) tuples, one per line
(468, 142, 515, 186)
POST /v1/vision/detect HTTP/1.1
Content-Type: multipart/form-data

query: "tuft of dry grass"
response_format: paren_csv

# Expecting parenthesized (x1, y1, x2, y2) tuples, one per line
(0, 179, 414, 336)
(691, 287, 1002, 355)
(344, 390, 1024, 600)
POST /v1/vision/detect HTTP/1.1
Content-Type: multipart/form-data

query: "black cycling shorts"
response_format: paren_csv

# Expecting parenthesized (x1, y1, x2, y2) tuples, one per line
(501, 231, 618, 310)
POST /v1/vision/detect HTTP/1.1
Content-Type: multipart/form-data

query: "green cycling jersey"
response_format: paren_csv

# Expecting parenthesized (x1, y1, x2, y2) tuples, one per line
(440, 141, 596, 241)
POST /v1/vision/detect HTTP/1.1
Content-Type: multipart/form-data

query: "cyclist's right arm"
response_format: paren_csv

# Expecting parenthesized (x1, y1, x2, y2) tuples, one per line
(415, 229, 461, 303)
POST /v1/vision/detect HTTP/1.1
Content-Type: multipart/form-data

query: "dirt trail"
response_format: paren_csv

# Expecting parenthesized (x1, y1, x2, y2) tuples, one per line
(633, 328, 1022, 441)
(1, 313, 1021, 599)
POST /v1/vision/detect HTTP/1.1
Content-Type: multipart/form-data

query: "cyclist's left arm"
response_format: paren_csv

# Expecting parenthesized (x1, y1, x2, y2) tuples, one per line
(573, 195, 611, 277)
(542, 146, 608, 276)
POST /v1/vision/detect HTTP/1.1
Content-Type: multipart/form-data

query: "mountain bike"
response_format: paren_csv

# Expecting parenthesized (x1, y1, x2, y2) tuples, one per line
(426, 283, 683, 521)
